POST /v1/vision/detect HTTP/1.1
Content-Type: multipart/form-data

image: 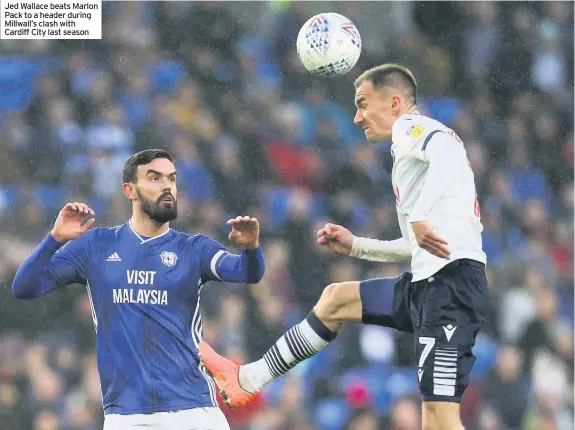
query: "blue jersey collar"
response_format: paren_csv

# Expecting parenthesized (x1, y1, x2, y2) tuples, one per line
(127, 220, 173, 244)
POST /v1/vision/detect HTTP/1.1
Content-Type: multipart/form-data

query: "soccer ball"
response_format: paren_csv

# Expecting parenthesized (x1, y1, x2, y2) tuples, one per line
(296, 13, 361, 78)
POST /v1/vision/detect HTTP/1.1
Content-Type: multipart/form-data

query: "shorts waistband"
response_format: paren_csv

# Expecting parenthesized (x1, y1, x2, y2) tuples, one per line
(427, 258, 485, 282)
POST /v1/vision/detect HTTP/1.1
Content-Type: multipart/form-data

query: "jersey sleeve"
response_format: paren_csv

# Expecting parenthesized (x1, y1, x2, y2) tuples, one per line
(13, 231, 93, 300)
(197, 236, 265, 285)
(198, 236, 228, 284)
(392, 117, 446, 162)
(48, 230, 93, 286)
(350, 236, 412, 262)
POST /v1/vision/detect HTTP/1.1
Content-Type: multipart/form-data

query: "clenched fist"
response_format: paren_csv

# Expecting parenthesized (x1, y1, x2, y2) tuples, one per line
(316, 223, 354, 256)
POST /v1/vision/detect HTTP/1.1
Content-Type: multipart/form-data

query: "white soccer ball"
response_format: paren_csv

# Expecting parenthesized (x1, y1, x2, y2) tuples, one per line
(296, 13, 361, 78)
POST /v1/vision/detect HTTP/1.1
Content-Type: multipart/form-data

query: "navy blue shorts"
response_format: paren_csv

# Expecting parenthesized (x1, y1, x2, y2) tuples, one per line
(359, 259, 491, 403)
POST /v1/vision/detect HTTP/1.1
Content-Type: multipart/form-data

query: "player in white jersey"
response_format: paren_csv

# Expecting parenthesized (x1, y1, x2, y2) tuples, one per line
(199, 64, 491, 430)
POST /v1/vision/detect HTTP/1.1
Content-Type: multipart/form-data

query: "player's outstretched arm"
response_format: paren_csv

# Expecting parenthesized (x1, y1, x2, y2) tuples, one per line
(350, 236, 412, 262)
(200, 216, 265, 285)
(12, 203, 94, 299)
(317, 223, 411, 262)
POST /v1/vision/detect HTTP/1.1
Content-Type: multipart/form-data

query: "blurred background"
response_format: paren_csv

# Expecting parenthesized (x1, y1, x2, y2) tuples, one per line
(0, 1, 573, 429)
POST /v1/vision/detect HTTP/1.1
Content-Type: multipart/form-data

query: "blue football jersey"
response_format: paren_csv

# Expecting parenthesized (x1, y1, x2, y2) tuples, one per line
(48, 221, 230, 415)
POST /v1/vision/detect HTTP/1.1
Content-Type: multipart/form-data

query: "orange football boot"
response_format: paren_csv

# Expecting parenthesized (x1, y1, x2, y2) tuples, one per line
(198, 341, 254, 409)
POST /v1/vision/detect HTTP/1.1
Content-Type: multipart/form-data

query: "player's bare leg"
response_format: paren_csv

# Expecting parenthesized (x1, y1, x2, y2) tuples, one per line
(312, 281, 363, 329)
(199, 281, 362, 408)
(422, 402, 464, 430)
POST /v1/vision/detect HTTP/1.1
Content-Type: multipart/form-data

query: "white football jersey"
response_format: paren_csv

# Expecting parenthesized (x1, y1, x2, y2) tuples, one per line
(391, 113, 486, 281)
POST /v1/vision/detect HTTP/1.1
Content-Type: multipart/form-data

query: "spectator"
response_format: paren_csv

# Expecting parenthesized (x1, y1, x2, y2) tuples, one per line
(482, 346, 528, 428)
(386, 396, 421, 430)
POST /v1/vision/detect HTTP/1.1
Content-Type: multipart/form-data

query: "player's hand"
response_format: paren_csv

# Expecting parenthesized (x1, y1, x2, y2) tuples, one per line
(227, 216, 260, 249)
(51, 202, 96, 243)
(316, 223, 354, 256)
(411, 220, 451, 259)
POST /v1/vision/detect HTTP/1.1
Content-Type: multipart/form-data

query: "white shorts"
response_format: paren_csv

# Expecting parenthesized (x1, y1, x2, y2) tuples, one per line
(103, 407, 230, 430)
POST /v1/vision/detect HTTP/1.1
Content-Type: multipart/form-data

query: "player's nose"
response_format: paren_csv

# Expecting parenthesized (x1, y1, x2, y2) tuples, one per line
(353, 110, 363, 125)
(161, 183, 175, 196)
(162, 179, 175, 190)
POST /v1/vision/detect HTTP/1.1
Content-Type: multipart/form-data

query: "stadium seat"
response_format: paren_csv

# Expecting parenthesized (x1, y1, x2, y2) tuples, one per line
(482, 232, 503, 266)
(33, 186, 68, 210)
(86, 196, 110, 220)
(237, 36, 282, 88)
(178, 162, 214, 203)
(305, 348, 339, 380)
(119, 93, 152, 130)
(263, 186, 292, 230)
(148, 60, 186, 94)
(0, 57, 37, 111)
(310, 195, 330, 222)
(350, 201, 372, 231)
(261, 377, 286, 406)
(508, 171, 551, 207)
(385, 368, 419, 401)
(262, 186, 329, 231)
(373, 387, 394, 415)
(470, 334, 499, 380)
(424, 98, 464, 127)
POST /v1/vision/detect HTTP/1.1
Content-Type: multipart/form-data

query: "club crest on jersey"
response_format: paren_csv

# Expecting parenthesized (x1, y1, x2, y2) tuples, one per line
(160, 251, 178, 267)
(407, 124, 425, 138)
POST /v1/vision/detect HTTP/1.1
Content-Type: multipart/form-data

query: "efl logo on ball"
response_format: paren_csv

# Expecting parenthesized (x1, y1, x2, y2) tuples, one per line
(296, 13, 361, 78)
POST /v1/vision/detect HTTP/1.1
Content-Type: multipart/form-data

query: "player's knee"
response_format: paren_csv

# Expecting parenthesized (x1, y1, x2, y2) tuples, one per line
(315, 282, 357, 322)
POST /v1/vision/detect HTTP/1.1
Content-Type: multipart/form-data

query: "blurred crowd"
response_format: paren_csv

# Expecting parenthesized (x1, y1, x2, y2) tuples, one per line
(0, 2, 572, 429)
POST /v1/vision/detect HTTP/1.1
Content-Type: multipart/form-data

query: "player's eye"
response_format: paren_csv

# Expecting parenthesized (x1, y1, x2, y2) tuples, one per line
(169, 176, 176, 183)
(150, 177, 159, 182)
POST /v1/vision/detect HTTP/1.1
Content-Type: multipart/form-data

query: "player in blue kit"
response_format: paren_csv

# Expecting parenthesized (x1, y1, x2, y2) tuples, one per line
(12, 149, 265, 430)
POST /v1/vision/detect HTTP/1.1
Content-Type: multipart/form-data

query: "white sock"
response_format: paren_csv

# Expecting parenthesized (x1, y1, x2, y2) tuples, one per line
(239, 360, 269, 394)
(239, 314, 336, 393)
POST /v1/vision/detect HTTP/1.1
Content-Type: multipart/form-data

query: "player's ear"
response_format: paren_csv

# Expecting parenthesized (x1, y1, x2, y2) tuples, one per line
(391, 95, 401, 112)
(122, 183, 137, 201)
